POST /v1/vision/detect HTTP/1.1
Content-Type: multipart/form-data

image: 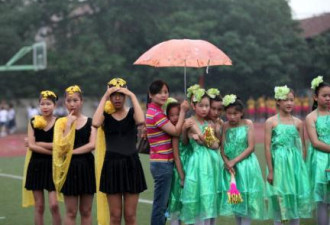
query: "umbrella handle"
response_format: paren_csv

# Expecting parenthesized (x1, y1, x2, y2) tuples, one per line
(184, 66, 187, 96)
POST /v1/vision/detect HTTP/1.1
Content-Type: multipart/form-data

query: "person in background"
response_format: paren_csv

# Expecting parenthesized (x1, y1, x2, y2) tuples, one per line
(0, 104, 8, 137)
(7, 103, 16, 134)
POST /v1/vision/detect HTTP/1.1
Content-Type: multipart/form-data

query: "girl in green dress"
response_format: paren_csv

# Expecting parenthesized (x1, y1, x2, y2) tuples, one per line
(180, 87, 222, 225)
(220, 94, 265, 225)
(305, 76, 330, 225)
(166, 101, 193, 225)
(265, 86, 311, 225)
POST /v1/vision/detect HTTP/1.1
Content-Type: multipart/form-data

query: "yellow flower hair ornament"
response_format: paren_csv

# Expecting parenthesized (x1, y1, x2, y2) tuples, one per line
(104, 101, 116, 114)
(274, 85, 290, 100)
(311, 76, 323, 90)
(187, 84, 201, 99)
(206, 88, 220, 99)
(108, 78, 127, 88)
(40, 90, 57, 100)
(32, 115, 47, 129)
(65, 85, 81, 95)
(223, 94, 237, 107)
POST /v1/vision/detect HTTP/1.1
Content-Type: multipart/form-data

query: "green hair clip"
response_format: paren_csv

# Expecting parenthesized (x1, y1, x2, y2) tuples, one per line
(206, 88, 220, 99)
(311, 76, 323, 90)
(187, 84, 201, 99)
(223, 94, 237, 107)
(274, 85, 290, 100)
(192, 88, 206, 103)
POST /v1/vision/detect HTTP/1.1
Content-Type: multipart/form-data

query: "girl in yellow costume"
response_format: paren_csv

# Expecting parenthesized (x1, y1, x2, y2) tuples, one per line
(22, 90, 61, 225)
(53, 85, 96, 225)
(93, 78, 147, 225)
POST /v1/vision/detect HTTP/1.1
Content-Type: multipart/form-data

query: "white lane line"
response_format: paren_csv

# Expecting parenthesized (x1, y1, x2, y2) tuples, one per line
(0, 173, 22, 180)
(0, 173, 153, 205)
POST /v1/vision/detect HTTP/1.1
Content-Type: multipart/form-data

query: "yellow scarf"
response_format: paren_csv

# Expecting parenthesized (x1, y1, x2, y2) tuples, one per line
(52, 117, 76, 192)
(22, 148, 34, 207)
(95, 127, 110, 225)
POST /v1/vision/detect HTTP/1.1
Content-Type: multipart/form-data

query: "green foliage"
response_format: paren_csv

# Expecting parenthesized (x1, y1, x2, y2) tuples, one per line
(0, 0, 327, 100)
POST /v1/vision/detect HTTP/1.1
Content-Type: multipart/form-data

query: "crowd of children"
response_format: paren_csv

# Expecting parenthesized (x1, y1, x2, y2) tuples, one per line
(20, 75, 329, 225)
(246, 95, 311, 122)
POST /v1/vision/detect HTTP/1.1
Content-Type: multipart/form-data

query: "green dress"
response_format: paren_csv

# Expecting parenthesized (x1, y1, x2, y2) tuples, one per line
(220, 125, 266, 220)
(307, 111, 330, 204)
(180, 121, 222, 224)
(167, 138, 192, 220)
(266, 114, 311, 221)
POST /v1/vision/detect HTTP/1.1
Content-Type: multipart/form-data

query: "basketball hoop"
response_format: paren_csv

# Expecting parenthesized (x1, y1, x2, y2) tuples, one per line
(0, 42, 47, 72)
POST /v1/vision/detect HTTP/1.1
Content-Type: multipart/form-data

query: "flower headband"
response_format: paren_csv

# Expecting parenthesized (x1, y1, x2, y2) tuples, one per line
(162, 97, 178, 112)
(311, 76, 323, 90)
(206, 88, 220, 99)
(274, 85, 290, 100)
(40, 90, 57, 100)
(191, 88, 206, 103)
(108, 78, 127, 88)
(187, 84, 200, 99)
(223, 94, 237, 107)
(65, 85, 82, 95)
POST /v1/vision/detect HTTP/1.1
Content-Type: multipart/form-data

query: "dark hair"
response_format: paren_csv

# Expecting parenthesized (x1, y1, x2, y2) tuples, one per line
(312, 81, 330, 110)
(210, 95, 223, 105)
(146, 80, 169, 107)
(224, 97, 245, 118)
(166, 102, 180, 117)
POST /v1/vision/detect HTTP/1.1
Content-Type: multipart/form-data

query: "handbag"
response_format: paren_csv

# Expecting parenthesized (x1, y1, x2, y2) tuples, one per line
(137, 138, 150, 154)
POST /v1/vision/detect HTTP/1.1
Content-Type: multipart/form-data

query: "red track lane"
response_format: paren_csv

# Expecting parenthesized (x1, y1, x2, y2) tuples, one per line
(0, 124, 266, 157)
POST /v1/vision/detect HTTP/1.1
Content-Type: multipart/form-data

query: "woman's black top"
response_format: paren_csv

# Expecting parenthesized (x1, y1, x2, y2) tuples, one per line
(103, 108, 137, 156)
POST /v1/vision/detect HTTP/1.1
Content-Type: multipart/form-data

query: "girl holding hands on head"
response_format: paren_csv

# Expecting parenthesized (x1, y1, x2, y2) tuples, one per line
(264, 86, 311, 225)
(23, 90, 61, 225)
(53, 85, 96, 225)
(93, 78, 147, 225)
(305, 76, 330, 225)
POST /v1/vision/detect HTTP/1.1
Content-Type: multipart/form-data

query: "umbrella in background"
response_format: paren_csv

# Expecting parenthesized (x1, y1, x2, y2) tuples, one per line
(134, 39, 232, 94)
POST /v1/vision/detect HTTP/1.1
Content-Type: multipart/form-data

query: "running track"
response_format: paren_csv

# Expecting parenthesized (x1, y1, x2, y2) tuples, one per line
(0, 124, 265, 157)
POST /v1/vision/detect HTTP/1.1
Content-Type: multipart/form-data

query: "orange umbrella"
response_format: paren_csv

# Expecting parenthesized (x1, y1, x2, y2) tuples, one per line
(134, 39, 232, 93)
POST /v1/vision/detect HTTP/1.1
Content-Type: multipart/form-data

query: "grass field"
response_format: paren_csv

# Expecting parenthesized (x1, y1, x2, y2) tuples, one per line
(0, 144, 317, 225)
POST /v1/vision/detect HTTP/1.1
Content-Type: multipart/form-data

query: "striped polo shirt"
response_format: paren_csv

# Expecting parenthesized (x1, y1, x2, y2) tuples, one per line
(146, 102, 174, 162)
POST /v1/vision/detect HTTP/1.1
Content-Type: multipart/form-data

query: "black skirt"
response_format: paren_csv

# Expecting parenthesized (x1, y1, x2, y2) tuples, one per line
(25, 153, 55, 191)
(100, 152, 147, 194)
(61, 153, 96, 196)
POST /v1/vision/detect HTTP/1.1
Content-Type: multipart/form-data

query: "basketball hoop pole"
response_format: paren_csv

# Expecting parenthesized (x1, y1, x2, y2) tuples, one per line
(0, 42, 47, 72)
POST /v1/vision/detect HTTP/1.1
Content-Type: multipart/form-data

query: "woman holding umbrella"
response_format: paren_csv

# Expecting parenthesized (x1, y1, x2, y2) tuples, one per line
(146, 80, 189, 225)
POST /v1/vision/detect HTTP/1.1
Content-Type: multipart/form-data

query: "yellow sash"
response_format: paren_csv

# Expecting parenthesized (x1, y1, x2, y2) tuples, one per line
(22, 148, 34, 207)
(53, 117, 76, 192)
(95, 127, 110, 225)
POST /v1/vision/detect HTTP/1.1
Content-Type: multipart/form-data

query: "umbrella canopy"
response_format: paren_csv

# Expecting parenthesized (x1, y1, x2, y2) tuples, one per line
(134, 39, 232, 68)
